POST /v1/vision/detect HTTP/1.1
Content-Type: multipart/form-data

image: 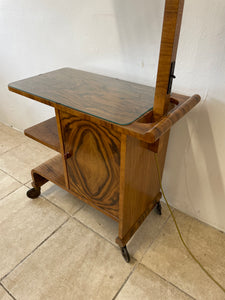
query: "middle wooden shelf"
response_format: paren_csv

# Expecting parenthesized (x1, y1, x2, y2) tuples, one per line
(24, 117, 60, 152)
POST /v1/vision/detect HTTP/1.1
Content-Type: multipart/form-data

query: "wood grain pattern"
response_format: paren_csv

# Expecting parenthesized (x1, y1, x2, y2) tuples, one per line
(31, 154, 119, 221)
(31, 155, 65, 189)
(9, 67, 199, 144)
(8, 68, 155, 125)
(145, 94, 200, 142)
(116, 192, 162, 247)
(118, 131, 170, 246)
(55, 109, 70, 189)
(154, 0, 185, 119)
(24, 117, 60, 152)
(119, 93, 200, 143)
(60, 112, 121, 218)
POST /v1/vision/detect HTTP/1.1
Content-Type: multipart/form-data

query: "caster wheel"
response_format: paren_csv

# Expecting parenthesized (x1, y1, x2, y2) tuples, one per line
(121, 246, 130, 263)
(156, 201, 162, 215)
(27, 187, 41, 199)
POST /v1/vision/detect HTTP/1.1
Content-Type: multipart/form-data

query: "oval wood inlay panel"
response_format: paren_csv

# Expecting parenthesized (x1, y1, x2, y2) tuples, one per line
(60, 112, 121, 217)
(75, 130, 109, 196)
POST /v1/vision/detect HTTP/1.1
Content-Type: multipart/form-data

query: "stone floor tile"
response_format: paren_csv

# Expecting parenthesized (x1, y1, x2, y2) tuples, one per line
(0, 186, 68, 279)
(40, 182, 85, 215)
(0, 170, 21, 200)
(128, 202, 170, 261)
(0, 123, 27, 155)
(0, 139, 56, 183)
(116, 264, 193, 300)
(141, 210, 225, 300)
(3, 218, 134, 300)
(0, 285, 13, 300)
(74, 204, 118, 242)
(74, 202, 170, 261)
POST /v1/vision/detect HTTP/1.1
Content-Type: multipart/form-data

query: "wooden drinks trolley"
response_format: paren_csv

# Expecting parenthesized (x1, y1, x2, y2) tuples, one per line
(8, 0, 200, 262)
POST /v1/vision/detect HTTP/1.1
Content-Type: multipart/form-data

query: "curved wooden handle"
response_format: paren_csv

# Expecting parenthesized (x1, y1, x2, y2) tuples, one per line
(145, 94, 200, 143)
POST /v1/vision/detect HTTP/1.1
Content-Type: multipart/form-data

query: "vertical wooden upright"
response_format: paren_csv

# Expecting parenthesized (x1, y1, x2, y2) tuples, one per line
(153, 0, 185, 119)
(117, 0, 185, 249)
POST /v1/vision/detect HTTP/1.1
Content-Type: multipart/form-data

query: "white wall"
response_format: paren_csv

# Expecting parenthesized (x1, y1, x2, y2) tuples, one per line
(1, 0, 225, 232)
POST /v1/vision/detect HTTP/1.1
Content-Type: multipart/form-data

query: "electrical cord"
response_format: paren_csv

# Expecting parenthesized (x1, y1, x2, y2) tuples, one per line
(154, 153, 225, 294)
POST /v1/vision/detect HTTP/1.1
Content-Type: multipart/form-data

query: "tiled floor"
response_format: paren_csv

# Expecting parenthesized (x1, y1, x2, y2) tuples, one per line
(0, 122, 225, 300)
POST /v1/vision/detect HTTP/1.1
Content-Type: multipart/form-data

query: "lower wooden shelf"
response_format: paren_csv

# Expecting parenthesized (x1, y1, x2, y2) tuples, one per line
(32, 155, 65, 189)
(31, 154, 119, 222)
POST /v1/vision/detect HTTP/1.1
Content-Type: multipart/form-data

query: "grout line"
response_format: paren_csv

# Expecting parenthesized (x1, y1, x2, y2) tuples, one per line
(23, 180, 32, 186)
(0, 134, 36, 156)
(0, 143, 25, 157)
(72, 205, 172, 264)
(21, 183, 79, 218)
(0, 218, 70, 282)
(0, 283, 17, 300)
(9, 182, 172, 262)
(139, 263, 197, 300)
(72, 215, 120, 250)
(0, 187, 22, 201)
(0, 168, 24, 186)
(22, 191, 133, 257)
(72, 203, 86, 216)
(0, 190, 208, 299)
(39, 194, 72, 217)
(138, 211, 172, 262)
(112, 262, 139, 300)
(0, 183, 31, 202)
(24, 183, 86, 218)
(40, 193, 86, 219)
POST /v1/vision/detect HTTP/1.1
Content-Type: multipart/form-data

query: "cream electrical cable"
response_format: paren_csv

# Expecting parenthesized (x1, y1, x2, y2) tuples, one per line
(154, 153, 225, 294)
